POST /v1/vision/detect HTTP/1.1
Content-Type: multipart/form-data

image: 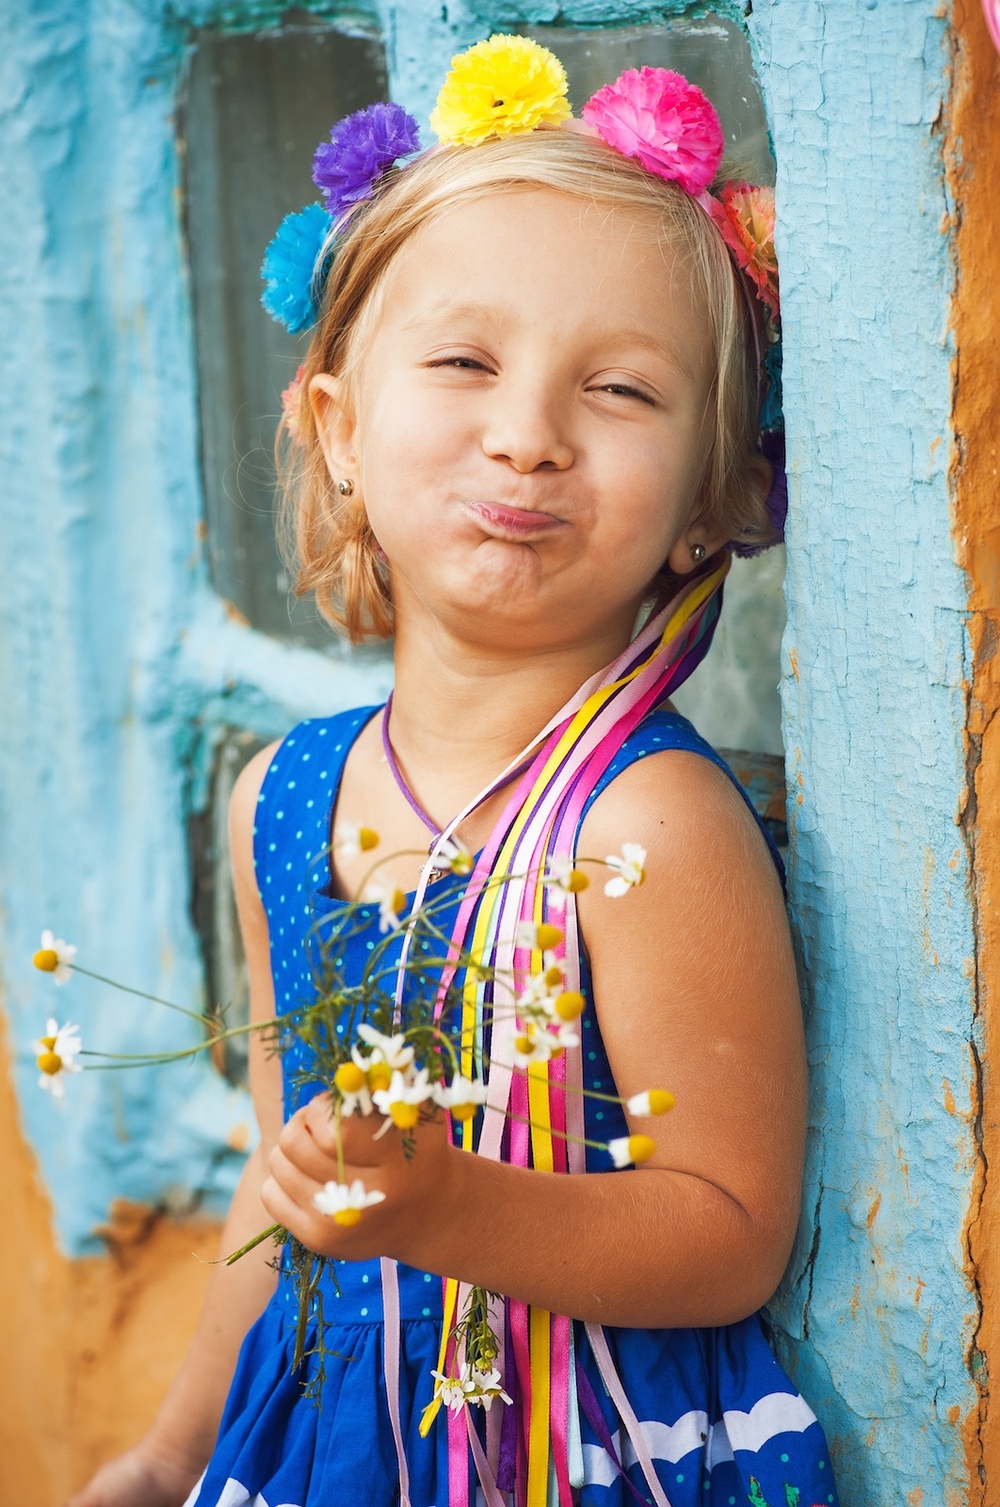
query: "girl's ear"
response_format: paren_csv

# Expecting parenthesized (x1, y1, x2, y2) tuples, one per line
(309, 373, 358, 483)
(668, 452, 774, 573)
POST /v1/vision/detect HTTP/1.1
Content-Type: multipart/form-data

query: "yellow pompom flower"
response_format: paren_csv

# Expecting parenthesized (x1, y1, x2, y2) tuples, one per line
(430, 35, 571, 145)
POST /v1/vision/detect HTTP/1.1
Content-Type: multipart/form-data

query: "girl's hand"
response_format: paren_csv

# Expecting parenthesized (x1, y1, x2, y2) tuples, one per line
(65, 1442, 202, 1507)
(261, 1093, 461, 1263)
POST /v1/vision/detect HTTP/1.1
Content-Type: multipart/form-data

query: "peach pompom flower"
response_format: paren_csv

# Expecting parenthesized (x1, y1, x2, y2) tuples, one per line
(708, 182, 779, 318)
(430, 35, 571, 145)
(582, 67, 725, 198)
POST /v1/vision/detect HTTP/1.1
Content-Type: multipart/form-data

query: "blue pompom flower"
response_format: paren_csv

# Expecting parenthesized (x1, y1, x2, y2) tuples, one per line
(312, 101, 421, 220)
(260, 201, 332, 334)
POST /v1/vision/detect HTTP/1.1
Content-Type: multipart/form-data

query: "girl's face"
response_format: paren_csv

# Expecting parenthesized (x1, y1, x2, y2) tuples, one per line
(315, 187, 722, 656)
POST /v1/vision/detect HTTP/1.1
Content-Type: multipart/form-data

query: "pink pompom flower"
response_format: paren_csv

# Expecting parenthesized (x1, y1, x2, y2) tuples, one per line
(582, 67, 725, 198)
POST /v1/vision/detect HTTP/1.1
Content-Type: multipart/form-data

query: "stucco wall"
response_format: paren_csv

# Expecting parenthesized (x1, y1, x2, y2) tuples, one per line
(0, 2, 988, 1502)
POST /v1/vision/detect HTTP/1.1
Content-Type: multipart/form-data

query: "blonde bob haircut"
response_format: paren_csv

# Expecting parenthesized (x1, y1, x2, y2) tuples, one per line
(278, 127, 774, 643)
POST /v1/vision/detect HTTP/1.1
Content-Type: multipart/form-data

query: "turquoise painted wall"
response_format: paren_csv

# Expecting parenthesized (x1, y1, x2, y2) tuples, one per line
(0, 2, 976, 1501)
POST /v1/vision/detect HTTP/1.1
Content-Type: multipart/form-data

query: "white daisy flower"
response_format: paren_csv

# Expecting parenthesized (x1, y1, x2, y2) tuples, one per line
(332, 1060, 374, 1116)
(607, 1133, 657, 1169)
(372, 1066, 436, 1129)
(364, 882, 409, 933)
(334, 822, 379, 858)
(544, 855, 590, 895)
(625, 1089, 676, 1117)
(312, 1178, 386, 1226)
(434, 1073, 489, 1122)
(34, 1017, 82, 1097)
(515, 920, 565, 953)
(512, 1021, 563, 1067)
(33, 930, 78, 985)
(355, 1024, 415, 1073)
(431, 1363, 512, 1413)
(466, 1364, 513, 1411)
(436, 837, 474, 876)
(603, 843, 647, 898)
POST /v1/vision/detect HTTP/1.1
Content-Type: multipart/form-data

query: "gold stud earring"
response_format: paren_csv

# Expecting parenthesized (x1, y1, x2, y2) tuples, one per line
(691, 543, 706, 563)
(337, 478, 355, 498)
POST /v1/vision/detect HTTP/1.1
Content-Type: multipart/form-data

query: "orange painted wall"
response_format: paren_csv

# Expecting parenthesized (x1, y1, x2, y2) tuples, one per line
(0, 1007, 220, 1506)
(949, 1, 1000, 1497)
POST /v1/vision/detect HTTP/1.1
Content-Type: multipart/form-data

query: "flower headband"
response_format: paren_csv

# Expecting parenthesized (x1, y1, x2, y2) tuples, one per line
(262, 35, 784, 551)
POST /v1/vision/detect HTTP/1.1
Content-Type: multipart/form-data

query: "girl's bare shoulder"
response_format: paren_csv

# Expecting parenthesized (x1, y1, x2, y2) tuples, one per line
(578, 744, 780, 910)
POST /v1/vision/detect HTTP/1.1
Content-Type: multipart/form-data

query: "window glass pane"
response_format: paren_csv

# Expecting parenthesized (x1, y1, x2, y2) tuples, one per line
(526, 16, 774, 184)
(189, 730, 267, 1085)
(180, 23, 388, 648)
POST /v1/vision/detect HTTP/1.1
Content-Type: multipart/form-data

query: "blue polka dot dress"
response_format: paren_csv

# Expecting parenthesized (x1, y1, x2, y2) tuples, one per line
(185, 706, 839, 1507)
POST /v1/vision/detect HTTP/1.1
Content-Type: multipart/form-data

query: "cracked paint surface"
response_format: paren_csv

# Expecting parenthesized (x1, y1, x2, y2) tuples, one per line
(0, 1, 984, 1501)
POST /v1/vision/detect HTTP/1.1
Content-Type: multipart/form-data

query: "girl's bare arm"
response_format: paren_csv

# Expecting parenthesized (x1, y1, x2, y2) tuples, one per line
(66, 744, 284, 1506)
(265, 750, 807, 1330)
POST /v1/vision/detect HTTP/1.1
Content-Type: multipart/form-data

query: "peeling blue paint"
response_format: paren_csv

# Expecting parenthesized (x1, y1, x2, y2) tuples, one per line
(0, 2, 978, 1502)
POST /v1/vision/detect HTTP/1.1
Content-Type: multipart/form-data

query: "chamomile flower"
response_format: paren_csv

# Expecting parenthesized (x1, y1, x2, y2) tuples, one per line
(544, 854, 590, 895)
(372, 1066, 436, 1129)
(515, 920, 565, 953)
(434, 1073, 489, 1122)
(33, 930, 77, 984)
(607, 1134, 657, 1168)
(603, 843, 647, 897)
(365, 882, 410, 933)
(312, 1178, 386, 1226)
(516, 970, 563, 1022)
(625, 1089, 676, 1117)
(436, 837, 474, 876)
(512, 1020, 564, 1067)
(431, 1362, 512, 1412)
(33, 1018, 82, 1097)
(334, 822, 379, 858)
(333, 1060, 373, 1116)
(355, 1024, 415, 1073)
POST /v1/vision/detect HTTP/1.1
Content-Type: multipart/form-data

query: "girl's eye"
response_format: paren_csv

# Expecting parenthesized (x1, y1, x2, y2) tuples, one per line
(594, 382, 656, 406)
(427, 357, 492, 372)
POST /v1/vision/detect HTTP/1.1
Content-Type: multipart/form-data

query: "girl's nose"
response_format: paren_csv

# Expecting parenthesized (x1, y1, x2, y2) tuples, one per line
(481, 387, 574, 474)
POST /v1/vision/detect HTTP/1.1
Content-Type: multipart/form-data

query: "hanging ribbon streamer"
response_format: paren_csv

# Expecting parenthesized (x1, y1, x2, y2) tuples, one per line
(387, 560, 728, 1505)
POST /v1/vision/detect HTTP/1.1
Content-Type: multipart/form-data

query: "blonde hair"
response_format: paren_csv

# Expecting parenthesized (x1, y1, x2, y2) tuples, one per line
(278, 128, 773, 643)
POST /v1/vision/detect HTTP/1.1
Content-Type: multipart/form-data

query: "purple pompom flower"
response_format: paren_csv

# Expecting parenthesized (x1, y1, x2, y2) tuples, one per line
(313, 102, 421, 220)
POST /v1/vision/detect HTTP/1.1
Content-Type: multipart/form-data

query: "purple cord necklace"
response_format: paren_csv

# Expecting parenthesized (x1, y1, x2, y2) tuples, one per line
(381, 694, 441, 840)
(381, 693, 536, 874)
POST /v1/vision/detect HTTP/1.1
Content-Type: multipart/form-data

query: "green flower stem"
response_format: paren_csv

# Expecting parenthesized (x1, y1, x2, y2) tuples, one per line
(67, 964, 207, 1024)
(225, 1222, 284, 1265)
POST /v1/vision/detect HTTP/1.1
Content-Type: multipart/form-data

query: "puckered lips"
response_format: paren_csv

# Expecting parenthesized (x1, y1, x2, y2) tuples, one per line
(463, 500, 567, 541)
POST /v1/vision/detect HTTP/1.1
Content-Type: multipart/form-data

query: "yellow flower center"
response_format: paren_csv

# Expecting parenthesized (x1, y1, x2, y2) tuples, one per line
(33, 949, 59, 973)
(555, 990, 585, 1021)
(544, 964, 564, 988)
(333, 1208, 363, 1227)
(566, 868, 589, 893)
(647, 1090, 676, 1116)
(367, 1062, 392, 1093)
(535, 922, 564, 952)
(334, 1062, 367, 1096)
(515, 1034, 533, 1057)
(627, 1134, 656, 1164)
(389, 1101, 421, 1130)
(37, 1051, 62, 1075)
(450, 1102, 478, 1123)
(358, 827, 379, 852)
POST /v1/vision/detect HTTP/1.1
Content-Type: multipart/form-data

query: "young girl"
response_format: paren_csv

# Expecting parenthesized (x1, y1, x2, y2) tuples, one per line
(70, 38, 837, 1507)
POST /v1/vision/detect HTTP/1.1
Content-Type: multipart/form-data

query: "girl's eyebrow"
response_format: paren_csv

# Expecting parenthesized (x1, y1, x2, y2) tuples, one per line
(400, 300, 508, 334)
